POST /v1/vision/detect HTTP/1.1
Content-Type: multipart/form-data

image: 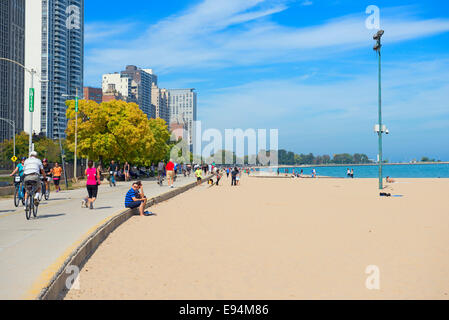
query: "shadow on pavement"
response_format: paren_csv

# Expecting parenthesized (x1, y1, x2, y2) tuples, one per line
(0, 210, 15, 213)
(93, 206, 114, 210)
(36, 214, 66, 220)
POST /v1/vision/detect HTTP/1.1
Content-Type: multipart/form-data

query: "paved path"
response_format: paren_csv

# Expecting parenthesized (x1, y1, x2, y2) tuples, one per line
(0, 175, 196, 299)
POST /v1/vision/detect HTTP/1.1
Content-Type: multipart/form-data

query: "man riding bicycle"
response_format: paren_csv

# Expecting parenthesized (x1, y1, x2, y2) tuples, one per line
(23, 151, 46, 205)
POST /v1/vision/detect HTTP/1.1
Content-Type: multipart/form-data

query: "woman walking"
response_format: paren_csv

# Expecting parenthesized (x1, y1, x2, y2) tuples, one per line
(51, 162, 63, 192)
(124, 162, 130, 181)
(82, 160, 101, 210)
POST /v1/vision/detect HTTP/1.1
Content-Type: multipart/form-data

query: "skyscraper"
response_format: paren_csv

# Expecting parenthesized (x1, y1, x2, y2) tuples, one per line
(168, 89, 197, 146)
(102, 66, 157, 119)
(24, 0, 84, 139)
(0, 0, 25, 142)
(151, 83, 170, 125)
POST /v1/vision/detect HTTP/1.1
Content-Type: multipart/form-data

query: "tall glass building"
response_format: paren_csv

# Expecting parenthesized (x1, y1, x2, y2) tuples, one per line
(0, 0, 25, 142)
(168, 89, 197, 146)
(24, 0, 84, 139)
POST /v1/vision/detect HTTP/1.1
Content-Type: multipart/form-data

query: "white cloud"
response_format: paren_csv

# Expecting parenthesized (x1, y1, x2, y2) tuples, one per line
(197, 58, 449, 159)
(84, 0, 449, 82)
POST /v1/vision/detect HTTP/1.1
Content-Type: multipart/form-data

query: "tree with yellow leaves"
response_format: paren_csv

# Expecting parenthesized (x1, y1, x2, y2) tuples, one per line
(65, 99, 169, 165)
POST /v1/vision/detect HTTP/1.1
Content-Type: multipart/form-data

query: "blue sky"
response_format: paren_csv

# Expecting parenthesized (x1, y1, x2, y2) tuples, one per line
(84, 0, 449, 162)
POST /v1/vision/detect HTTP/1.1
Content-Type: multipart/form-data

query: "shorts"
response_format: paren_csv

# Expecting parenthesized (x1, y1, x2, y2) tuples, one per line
(24, 174, 39, 184)
(53, 177, 61, 186)
(126, 201, 142, 209)
(87, 185, 98, 199)
(197, 177, 202, 182)
(167, 170, 175, 179)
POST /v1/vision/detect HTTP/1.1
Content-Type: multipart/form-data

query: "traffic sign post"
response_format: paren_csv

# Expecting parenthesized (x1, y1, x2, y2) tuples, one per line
(75, 96, 79, 113)
(29, 88, 35, 112)
(11, 156, 18, 162)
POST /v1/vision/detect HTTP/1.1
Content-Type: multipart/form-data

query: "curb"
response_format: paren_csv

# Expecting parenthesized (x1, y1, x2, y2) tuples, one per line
(37, 176, 211, 300)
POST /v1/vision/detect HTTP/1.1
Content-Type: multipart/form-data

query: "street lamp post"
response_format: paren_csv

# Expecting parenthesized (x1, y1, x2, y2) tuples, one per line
(0, 57, 49, 155)
(373, 30, 385, 190)
(62, 87, 80, 182)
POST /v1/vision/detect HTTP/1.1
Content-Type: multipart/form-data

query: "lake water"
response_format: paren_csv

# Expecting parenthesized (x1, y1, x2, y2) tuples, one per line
(259, 164, 449, 178)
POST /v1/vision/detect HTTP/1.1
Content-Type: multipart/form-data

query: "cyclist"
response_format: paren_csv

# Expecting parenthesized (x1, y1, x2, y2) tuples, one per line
(42, 158, 52, 195)
(23, 151, 46, 205)
(10, 157, 27, 201)
(107, 160, 118, 187)
(10, 157, 26, 178)
(157, 160, 165, 186)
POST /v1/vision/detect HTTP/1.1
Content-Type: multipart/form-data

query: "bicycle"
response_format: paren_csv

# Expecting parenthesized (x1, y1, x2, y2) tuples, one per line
(41, 176, 51, 201)
(24, 180, 39, 220)
(13, 175, 25, 207)
(158, 173, 164, 186)
(109, 171, 116, 187)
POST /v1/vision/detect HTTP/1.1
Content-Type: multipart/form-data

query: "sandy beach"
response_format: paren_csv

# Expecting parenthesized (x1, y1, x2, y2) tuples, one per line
(65, 175, 449, 300)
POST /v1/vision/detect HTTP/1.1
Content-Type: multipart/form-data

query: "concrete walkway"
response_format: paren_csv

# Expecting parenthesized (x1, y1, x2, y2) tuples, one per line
(0, 175, 196, 299)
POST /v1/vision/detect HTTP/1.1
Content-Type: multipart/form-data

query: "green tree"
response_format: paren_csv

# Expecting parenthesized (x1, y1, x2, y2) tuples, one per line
(147, 118, 170, 165)
(65, 99, 157, 165)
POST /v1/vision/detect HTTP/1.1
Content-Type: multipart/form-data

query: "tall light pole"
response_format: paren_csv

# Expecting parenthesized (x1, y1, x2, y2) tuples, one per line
(0, 118, 15, 161)
(373, 30, 385, 190)
(62, 87, 80, 182)
(0, 57, 49, 155)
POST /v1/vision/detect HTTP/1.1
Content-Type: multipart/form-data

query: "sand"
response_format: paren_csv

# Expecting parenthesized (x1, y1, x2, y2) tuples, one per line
(65, 176, 449, 300)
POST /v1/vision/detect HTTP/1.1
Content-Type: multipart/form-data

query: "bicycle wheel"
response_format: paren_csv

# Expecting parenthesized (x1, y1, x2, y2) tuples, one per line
(21, 184, 25, 205)
(39, 182, 44, 201)
(33, 198, 38, 218)
(44, 183, 50, 200)
(25, 194, 32, 220)
(14, 186, 19, 207)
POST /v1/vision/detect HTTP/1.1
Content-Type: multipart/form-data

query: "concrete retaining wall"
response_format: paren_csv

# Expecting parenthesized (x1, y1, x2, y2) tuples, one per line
(0, 186, 14, 196)
(38, 177, 211, 300)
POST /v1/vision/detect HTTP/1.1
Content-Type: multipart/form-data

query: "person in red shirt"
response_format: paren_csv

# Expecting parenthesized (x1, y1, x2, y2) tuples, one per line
(166, 159, 175, 188)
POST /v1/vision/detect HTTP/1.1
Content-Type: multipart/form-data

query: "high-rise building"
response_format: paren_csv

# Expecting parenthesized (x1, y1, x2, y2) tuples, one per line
(24, 0, 84, 139)
(0, 0, 25, 142)
(151, 83, 170, 125)
(168, 89, 197, 146)
(102, 66, 157, 119)
(83, 87, 102, 104)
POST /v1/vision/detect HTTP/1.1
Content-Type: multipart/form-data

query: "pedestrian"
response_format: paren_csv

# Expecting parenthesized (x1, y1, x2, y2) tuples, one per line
(107, 160, 118, 187)
(124, 162, 130, 181)
(195, 166, 203, 185)
(124, 181, 150, 217)
(82, 160, 101, 210)
(51, 162, 63, 192)
(215, 167, 222, 186)
(351, 169, 354, 179)
(231, 167, 239, 186)
(166, 159, 175, 188)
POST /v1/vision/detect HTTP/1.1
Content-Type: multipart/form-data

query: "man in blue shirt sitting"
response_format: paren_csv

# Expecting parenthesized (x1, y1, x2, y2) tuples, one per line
(125, 181, 149, 216)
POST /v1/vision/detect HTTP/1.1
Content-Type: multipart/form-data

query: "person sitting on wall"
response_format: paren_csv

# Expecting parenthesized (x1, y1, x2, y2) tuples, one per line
(124, 181, 149, 216)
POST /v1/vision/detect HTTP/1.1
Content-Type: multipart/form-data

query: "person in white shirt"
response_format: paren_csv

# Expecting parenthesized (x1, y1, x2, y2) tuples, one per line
(23, 151, 46, 202)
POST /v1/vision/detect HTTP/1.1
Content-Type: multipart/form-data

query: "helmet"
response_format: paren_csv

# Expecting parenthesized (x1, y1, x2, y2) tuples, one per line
(43, 158, 48, 162)
(21, 157, 27, 161)
(30, 151, 38, 157)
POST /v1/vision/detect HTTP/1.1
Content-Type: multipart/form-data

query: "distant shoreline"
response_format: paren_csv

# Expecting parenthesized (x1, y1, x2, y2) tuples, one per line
(261, 162, 449, 168)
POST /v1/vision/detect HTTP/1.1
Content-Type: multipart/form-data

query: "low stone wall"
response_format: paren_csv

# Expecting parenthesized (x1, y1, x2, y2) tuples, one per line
(0, 186, 14, 197)
(38, 176, 211, 300)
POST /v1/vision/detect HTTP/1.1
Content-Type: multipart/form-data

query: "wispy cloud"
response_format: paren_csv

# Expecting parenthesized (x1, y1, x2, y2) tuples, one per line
(84, 0, 449, 82)
(198, 58, 449, 159)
